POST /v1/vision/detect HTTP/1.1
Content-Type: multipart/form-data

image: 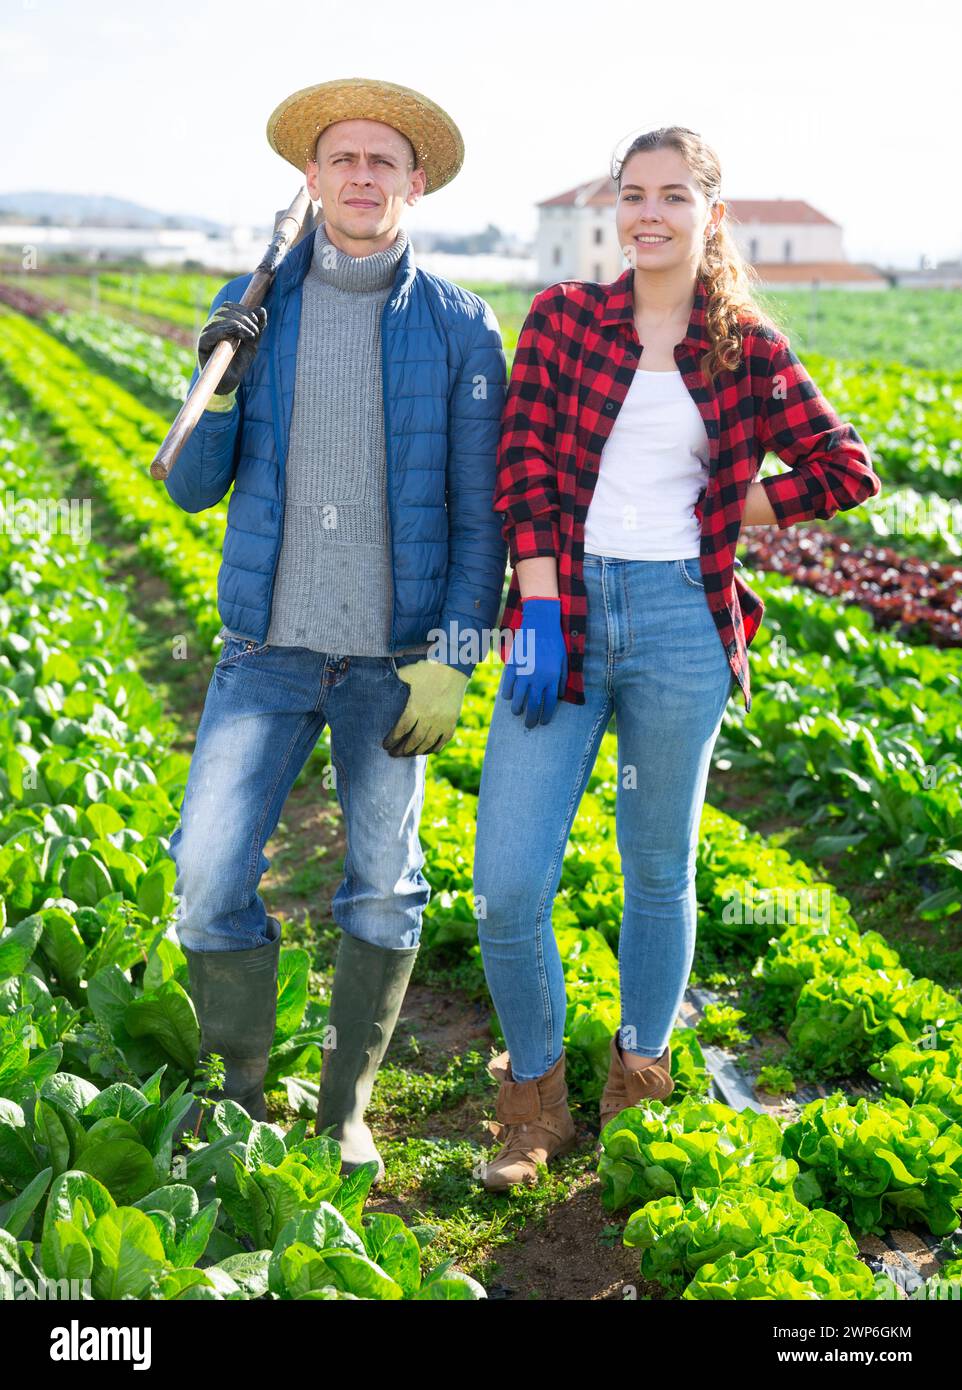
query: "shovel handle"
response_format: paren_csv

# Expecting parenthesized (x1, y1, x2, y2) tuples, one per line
(150, 184, 314, 482)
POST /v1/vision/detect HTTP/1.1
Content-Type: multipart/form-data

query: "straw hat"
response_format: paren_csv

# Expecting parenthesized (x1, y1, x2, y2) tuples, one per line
(266, 77, 464, 195)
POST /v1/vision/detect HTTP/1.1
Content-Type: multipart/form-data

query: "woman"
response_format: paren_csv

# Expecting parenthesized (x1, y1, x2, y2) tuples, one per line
(472, 126, 881, 1191)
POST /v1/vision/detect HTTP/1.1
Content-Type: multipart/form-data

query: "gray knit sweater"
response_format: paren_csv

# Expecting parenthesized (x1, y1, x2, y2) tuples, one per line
(263, 220, 429, 658)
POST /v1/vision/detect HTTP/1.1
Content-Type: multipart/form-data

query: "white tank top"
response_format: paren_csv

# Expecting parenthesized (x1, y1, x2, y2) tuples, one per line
(583, 367, 710, 559)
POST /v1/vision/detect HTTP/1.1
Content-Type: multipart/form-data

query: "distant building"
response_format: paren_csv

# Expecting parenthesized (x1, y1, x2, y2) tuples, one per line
(892, 257, 962, 289)
(536, 180, 887, 289)
(0, 221, 274, 272)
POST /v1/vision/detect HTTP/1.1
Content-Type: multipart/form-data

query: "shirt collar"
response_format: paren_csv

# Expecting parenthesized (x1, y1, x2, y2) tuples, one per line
(600, 270, 712, 350)
(310, 220, 408, 293)
(278, 220, 418, 303)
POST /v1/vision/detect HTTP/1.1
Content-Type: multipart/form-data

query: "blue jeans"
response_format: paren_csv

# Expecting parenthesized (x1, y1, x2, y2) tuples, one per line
(473, 555, 734, 1080)
(169, 637, 430, 953)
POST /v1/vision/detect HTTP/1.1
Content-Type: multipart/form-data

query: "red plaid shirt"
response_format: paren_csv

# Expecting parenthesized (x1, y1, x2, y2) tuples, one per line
(493, 272, 881, 712)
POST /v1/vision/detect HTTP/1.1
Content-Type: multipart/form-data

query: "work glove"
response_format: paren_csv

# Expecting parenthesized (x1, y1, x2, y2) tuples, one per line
(204, 388, 237, 413)
(382, 659, 470, 757)
(198, 301, 268, 394)
(502, 597, 567, 728)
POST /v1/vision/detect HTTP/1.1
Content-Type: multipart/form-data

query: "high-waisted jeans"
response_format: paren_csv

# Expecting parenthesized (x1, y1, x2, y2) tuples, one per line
(473, 554, 735, 1080)
(168, 637, 430, 953)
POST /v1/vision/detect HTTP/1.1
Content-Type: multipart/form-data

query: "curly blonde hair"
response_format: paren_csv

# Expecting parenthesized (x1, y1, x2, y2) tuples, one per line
(611, 126, 788, 385)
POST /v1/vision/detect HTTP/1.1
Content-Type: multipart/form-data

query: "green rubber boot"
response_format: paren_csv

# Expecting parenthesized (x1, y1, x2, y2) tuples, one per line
(314, 932, 419, 1182)
(177, 916, 281, 1140)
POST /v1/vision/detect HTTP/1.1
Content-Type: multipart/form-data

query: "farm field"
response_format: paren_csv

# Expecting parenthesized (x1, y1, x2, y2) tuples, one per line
(0, 267, 961, 1304)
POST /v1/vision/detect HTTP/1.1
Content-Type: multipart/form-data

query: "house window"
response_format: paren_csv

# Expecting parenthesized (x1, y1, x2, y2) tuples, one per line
(553, 246, 561, 265)
(750, 237, 758, 262)
(784, 239, 792, 262)
(594, 227, 603, 245)
(594, 263, 602, 280)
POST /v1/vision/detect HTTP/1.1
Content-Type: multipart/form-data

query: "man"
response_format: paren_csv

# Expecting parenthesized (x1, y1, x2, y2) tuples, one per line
(164, 78, 507, 1180)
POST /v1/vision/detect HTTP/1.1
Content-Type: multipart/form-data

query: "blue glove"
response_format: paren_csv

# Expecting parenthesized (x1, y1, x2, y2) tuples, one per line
(502, 597, 568, 728)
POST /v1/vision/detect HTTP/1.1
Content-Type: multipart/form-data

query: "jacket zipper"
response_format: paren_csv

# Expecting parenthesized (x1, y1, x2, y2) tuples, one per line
(264, 283, 287, 644)
(381, 288, 398, 658)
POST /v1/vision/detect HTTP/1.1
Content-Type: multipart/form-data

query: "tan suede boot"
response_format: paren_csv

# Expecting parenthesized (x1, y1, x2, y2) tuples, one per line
(599, 1034, 674, 1134)
(478, 1050, 578, 1192)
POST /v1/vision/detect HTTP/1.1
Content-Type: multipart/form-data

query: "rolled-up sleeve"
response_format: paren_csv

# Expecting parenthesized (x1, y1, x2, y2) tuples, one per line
(757, 334, 881, 529)
(493, 296, 562, 563)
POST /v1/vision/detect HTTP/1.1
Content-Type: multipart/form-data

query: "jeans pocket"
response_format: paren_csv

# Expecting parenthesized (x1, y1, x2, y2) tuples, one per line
(217, 635, 270, 668)
(677, 557, 705, 590)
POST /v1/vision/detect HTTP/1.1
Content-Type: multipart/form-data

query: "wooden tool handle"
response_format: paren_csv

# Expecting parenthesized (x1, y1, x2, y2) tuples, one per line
(149, 184, 314, 482)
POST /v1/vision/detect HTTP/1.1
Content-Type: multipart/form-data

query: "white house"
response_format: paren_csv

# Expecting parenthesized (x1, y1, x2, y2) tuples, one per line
(536, 180, 887, 289)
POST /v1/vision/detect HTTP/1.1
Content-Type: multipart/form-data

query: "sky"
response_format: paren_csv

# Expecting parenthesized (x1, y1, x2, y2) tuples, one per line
(1, 0, 958, 269)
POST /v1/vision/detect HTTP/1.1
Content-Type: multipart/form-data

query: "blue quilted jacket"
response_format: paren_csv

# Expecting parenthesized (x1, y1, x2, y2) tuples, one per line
(163, 228, 508, 680)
